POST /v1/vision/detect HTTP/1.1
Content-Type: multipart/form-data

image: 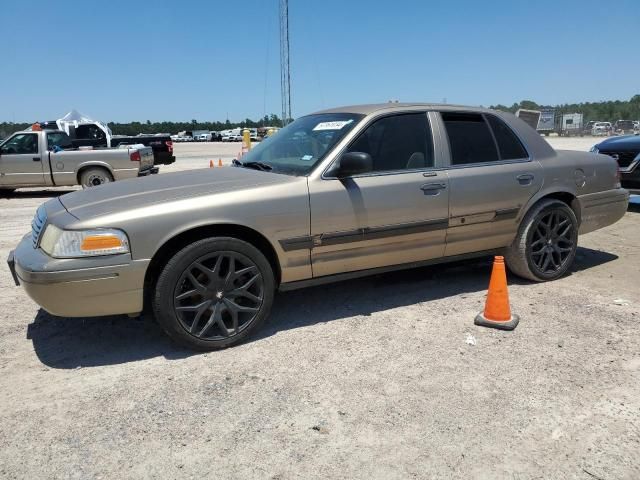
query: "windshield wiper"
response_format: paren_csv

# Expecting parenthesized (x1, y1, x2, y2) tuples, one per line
(232, 159, 273, 171)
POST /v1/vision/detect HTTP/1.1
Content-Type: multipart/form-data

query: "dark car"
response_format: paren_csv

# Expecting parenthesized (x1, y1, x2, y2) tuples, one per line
(110, 135, 175, 165)
(613, 120, 635, 135)
(592, 135, 640, 190)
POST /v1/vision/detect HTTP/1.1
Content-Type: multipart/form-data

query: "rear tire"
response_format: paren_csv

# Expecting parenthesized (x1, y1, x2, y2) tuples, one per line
(80, 167, 113, 188)
(152, 237, 275, 350)
(505, 199, 578, 282)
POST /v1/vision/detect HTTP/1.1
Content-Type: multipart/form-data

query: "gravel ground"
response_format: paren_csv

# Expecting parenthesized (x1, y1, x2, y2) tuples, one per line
(0, 137, 639, 479)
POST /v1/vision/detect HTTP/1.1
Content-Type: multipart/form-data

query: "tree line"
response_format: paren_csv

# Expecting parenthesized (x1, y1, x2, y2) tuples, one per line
(2, 95, 639, 139)
(490, 94, 640, 122)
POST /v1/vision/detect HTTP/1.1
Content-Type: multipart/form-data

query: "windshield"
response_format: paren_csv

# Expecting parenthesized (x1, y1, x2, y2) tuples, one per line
(237, 113, 363, 176)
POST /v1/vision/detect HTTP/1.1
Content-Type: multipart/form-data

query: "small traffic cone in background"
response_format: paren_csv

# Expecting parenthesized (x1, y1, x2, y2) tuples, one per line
(209, 160, 214, 168)
(475, 256, 519, 330)
(218, 158, 223, 167)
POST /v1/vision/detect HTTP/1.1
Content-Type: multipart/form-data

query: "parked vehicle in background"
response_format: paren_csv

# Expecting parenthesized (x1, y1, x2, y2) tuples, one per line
(195, 133, 212, 142)
(8, 103, 628, 350)
(221, 131, 242, 142)
(592, 122, 612, 136)
(592, 135, 640, 191)
(210, 131, 222, 141)
(43, 111, 175, 165)
(555, 113, 583, 136)
(613, 120, 635, 135)
(634, 121, 639, 132)
(583, 121, 597, 135)
(537, 110, 555, 136)
(515, 109, 541, 131)
(0, 127, 155, 192)
(192, 130, 211, 142)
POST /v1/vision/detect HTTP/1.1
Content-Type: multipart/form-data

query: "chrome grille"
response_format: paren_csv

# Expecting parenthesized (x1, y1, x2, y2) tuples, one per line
(31, 206, 47, 248)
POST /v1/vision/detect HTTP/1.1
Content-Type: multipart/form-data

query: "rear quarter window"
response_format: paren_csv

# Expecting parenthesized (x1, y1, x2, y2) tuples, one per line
(486, 115, 528, 160)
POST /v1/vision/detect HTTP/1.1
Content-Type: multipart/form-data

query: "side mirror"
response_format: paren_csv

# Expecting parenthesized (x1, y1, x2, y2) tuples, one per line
(334, 151, 372, 178)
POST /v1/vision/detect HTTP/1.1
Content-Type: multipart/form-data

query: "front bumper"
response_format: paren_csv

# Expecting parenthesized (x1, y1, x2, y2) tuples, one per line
(9, 233, 150, 317)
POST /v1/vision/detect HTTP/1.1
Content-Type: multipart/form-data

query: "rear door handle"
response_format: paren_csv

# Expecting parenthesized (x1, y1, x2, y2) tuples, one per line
(516, 173, 534, 185)
(420, 182, 447, 195)
(32, 157, 41, 162)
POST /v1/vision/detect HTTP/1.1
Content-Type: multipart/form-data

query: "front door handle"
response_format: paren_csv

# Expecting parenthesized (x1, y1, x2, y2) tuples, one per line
(420, 182, 447, 195)
(32, 157, 41, 162)
(516, 173, 534, 185)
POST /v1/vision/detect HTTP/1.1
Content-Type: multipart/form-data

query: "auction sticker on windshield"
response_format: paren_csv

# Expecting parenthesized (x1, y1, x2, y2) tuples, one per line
(313, 120, 353, 131)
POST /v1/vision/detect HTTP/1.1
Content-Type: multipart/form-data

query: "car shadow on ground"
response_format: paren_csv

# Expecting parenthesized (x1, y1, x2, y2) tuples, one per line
(27, 247, 617, 369)
(1, 189, 77, 199)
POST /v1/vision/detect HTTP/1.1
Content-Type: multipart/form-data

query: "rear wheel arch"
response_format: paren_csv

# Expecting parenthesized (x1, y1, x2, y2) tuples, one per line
(143, 224, 282, 309)
(76, 164, 114, 185)
(522, 191, 581, 226)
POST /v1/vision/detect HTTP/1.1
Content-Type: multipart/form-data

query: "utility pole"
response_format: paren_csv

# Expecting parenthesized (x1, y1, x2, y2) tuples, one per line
(279, 0, 291, 126)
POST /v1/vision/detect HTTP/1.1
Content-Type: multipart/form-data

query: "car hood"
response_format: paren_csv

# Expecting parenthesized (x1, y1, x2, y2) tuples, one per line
(597, 135, 640, 151)
(59, 167, 299, 219)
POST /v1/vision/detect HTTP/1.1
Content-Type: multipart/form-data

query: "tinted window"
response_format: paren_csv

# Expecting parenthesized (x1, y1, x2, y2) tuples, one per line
(0, 133, 38, 155)
(442, 112, 498, 165)
(347, 113, 433, 172)
(47, 132, 73, 150)
(486, 115, 528, 160)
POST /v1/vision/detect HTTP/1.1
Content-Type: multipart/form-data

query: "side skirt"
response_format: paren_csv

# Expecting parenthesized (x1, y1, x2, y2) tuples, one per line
(278, 249, 502, 292)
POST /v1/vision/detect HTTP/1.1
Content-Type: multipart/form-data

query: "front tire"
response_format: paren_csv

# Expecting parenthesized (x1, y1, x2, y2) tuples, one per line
(153, 237, 275, 350)
(505, 199, 578, 282)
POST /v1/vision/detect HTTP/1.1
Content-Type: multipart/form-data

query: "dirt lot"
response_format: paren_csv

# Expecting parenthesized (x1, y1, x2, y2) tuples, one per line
(0, 138, 639, 479)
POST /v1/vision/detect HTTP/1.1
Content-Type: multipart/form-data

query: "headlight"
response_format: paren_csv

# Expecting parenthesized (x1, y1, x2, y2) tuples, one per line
(39, 225, 130, 258)
(590, 146, 599, 153)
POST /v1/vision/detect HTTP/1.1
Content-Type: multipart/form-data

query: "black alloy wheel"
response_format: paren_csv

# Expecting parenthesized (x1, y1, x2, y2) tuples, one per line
(173, 252, 264, 340)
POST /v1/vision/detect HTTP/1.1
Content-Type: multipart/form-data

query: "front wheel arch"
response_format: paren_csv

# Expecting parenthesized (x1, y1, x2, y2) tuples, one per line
(143, 224, 282, 312)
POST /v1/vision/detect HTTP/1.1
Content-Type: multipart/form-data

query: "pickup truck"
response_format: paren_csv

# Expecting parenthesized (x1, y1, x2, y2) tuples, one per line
(0, 128, 155, 192)
(39, 119, 176, 166)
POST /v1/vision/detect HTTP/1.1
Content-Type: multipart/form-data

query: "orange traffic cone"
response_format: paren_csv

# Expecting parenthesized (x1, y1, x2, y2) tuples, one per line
(218, 158, 223, 167)
(475, 256, 519, 330)
(209, 160, 214, 168)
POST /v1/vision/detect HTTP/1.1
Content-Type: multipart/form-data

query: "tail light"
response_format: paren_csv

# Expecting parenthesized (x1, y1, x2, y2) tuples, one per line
(165, 140, 173, 153)
(130, 151, 141, 162)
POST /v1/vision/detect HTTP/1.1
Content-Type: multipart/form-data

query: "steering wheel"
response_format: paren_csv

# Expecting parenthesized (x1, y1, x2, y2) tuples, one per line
(6, 146, 17, 154)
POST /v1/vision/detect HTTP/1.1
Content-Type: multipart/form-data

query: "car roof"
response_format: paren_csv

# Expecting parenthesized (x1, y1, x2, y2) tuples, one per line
(311, 102, 493, 116)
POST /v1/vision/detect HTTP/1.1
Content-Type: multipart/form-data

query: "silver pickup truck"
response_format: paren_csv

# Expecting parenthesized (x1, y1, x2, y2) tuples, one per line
(0, 128, 155, 192)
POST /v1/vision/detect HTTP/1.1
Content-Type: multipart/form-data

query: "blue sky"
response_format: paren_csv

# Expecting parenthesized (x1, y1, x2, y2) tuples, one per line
(1, 0, 638, 122)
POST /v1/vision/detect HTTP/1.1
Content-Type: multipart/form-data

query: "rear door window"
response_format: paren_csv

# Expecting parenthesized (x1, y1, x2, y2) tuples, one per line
(441, 112, 498, 165)
(486, 115, 528, 160)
